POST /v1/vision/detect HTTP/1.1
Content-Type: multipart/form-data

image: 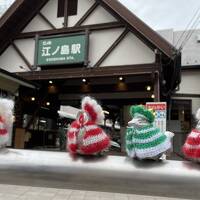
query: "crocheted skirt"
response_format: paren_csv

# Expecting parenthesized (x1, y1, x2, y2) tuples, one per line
(182, 129, 200, 161)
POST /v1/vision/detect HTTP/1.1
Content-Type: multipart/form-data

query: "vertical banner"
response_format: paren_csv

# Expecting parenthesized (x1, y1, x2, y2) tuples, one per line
(146, 102, 167, 133)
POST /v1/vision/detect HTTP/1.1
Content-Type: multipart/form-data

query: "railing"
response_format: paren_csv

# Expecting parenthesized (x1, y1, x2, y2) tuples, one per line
(0, 149, 200, 199)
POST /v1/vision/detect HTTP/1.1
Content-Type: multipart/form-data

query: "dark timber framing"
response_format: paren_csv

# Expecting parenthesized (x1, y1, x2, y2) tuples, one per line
(11, 42, 33, 71)
(94, 28, 129, 67)
(64, 0, 68, 27)
(16, 22, 124, 39)
(75, 1, 99, 27)
(59, 91, 152, 100)
(38, 12, 56, 29)
(153, 71, 160, 102)
(17, 63, 160, 80)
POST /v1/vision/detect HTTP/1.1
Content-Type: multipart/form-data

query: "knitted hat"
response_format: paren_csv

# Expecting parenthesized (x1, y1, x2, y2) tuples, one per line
(130, 105, 155, 123)
(67, 96, 110, 155)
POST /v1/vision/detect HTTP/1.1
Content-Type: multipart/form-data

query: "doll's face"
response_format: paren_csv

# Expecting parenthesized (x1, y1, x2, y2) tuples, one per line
(128, 116, 149, 128)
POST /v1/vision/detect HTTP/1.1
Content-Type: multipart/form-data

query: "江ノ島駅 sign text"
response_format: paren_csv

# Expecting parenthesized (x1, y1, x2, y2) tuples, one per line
(36, 34, 87, 66)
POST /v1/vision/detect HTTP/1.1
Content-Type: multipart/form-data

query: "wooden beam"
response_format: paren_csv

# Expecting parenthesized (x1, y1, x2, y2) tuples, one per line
(38, 12, 56, 29)
(153, 71, 160, 102)
(64, 0, 68, 27)
(12, 42, 33, 71)
(0, 0, 48, 55)
(16, 22, 125, 39)
(59, 91, 152, 100)
(94, 28, 129, 67)
(17, 63, 159, 80)
(75, 2, 99, 27)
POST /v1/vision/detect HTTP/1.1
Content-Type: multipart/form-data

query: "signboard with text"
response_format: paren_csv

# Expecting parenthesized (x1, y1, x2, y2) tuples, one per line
(36, 34, 87, 66)
(146, 102, 167, 133)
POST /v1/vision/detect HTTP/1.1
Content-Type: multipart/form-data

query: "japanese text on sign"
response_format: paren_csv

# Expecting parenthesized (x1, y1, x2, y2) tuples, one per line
(37, 34, 87, 66)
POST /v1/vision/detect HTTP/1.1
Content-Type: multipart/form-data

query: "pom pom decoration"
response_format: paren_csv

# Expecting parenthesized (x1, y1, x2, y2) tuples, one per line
(0, 98, 14, 148)
(67, 96, 110, 156)
(126, 105, 172, 160)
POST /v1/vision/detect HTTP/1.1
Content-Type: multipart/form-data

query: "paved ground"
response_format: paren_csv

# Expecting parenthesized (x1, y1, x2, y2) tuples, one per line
(0, 184, 190, 200)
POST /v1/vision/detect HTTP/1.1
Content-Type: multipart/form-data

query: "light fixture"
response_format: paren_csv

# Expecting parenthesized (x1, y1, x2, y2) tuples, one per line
(49, 80, 53, 84)
(151, 94, 155, 99)
(119, 76, 123, 81)
(46, 102, 50, 106)
(31, 97, 35, 101)
(146, 86, 151, 91)
(82, 78, 87, 83)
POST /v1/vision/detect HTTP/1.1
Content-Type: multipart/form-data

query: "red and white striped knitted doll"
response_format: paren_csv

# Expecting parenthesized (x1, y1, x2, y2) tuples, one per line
(182, 108, 200, 162)
(67, 96, 110, 155)
(0, 98, 14, 148)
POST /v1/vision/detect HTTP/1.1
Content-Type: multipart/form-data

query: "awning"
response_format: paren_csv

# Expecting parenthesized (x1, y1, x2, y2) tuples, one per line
(0, 68, 37, 94)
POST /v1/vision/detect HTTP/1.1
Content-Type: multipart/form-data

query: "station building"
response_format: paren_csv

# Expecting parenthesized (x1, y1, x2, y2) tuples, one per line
(0, 0, 180, 152)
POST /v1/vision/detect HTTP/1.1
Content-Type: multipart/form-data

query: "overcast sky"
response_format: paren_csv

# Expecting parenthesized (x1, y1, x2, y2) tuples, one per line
(119, 0, 200, 31)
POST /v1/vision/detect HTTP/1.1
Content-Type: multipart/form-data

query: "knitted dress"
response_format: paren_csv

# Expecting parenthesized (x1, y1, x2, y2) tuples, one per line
(67, 96, 110, 155)
(0, 98, 14, 148)
(126, 124, 171, 159)
(182, 129, 200, 161)
(0, 117, 8, 148)
(126, 105, 172, 159)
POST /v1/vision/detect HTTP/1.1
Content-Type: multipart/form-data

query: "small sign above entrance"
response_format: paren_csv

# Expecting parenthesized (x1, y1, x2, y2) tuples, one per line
(36, 34, 87, 66)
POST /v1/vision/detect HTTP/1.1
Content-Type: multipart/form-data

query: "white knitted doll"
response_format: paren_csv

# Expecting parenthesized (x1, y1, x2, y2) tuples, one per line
(67, 96, 110, 156)
(126, 105, 173, 160)
(0, 98, 14, 148)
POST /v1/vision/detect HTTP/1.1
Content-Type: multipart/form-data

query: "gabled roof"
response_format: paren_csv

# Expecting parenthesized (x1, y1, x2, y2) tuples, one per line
(101, 0, 176, 58)
(0, 0, 177, 59)
(0, 0, 47, 55)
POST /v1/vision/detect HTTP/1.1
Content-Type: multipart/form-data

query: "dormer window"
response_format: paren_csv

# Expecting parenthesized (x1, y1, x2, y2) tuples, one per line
(57, 0, 78, 18)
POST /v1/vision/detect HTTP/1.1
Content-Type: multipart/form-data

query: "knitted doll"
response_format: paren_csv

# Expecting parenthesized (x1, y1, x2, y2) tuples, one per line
(182, 108, 200, 162)
(126, 105, 172, 160)
(0, 98, 14, 148)
(67, 96, 110, 156)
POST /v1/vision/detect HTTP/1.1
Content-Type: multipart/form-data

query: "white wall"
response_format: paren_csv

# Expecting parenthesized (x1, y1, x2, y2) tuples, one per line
(157, 28, 200, 66)
(68, 0, 95, 27)
(41, 0, 64, 28)
(100, 32, 155, 67)
(14, 39, 35, 66)
(81, 5, 117, 26)
(22, 14, 52, 33)
(0, 30, 155, 71)
(0, 45, 29, 72)
(174, 29, 200, 66)
(88, 28, 125, 66)
(177, 70, 200, 95)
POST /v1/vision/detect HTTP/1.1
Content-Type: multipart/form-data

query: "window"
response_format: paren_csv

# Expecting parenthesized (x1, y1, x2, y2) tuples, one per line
(57, 0, 78, 18)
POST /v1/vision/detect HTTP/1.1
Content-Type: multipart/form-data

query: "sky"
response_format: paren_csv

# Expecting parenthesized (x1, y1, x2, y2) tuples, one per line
(0, 0, 15, 16)
(1, 0, 200, 31)
(118, 0, 200, 31)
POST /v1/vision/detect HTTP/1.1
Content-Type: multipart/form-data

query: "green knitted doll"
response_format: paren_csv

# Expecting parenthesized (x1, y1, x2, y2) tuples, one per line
(126, 105, 172, 160)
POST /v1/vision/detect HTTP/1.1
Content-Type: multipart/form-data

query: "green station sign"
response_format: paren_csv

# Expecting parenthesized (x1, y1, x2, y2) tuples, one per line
(36, 34, 87, 66)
